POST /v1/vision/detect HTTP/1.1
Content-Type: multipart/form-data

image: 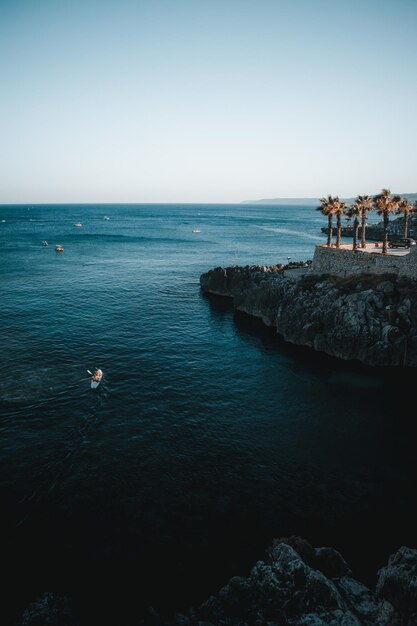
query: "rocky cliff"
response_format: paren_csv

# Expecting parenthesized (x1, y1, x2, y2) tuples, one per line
(200, 265, 417, 367)
(17, 539, 417, 625)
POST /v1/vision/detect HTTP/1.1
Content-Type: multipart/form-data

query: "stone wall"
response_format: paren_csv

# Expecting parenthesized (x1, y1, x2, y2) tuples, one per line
(312, 244, 417, 278)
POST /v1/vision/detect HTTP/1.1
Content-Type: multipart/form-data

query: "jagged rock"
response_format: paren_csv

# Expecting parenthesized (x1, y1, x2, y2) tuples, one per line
(314, 547, 351, 579)
(376, 281, 395, 296)
(16, 542, 416, 626)
(376, 546, 417, 624)
(200, 266, 417, 366)
(270, 536, 316, 568)
(19, 593, 77, 626)
(173, 540, 393, 626)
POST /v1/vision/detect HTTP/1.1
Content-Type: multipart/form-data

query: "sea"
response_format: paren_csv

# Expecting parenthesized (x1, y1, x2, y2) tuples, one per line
(0, 204, 416, 621)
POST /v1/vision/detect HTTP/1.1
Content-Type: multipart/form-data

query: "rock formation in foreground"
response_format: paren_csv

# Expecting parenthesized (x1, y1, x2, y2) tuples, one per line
(18, 539, 417, 625)
(200, 265, 417, 367)
(166, 538, 417, 626)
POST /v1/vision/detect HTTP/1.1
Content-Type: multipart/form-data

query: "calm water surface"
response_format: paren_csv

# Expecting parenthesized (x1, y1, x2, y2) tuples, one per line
(0, 204, 415, 616)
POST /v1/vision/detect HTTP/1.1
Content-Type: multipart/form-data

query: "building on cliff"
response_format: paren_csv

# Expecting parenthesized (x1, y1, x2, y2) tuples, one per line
(311, 243, 417, 279)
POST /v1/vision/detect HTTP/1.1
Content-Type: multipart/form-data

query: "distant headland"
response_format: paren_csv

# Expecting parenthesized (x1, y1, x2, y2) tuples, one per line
(241, 193, 417, 205)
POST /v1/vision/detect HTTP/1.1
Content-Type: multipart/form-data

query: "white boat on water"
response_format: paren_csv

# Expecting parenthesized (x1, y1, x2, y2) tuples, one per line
(192, 229, 201, 233)
(104, 216, 111, 220)
(73, 222, 83, 227)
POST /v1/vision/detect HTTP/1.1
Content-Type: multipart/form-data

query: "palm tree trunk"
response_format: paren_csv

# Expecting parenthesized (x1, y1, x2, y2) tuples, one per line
(404, 212, 409, 238)
(382, 211, 389, 254)
(360, 210, 366, 248)
(336, 213, 341, 248)
(327, 214, 333, 246)
(353, 218, 359, 250)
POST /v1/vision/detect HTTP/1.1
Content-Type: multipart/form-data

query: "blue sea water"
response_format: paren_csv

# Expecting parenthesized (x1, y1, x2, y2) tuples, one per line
(0, 204, 416, 615)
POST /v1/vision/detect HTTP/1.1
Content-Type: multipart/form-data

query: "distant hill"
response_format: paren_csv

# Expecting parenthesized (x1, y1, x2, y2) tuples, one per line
(241, 198, 320, 205)
(241, 193, 417, 206)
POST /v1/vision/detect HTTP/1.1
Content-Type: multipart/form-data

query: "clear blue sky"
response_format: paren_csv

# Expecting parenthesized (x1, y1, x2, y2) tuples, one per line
(0, 0, 416, 203)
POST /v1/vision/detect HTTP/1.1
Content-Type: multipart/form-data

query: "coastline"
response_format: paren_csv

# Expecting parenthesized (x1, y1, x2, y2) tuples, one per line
(200, 263, 417, 367)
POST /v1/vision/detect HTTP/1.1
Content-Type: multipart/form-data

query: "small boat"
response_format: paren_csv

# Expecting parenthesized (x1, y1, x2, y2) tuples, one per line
(55, 244, 64, 252)
(73, 222, 83, 227)
(192, 229, 201, 233)
(104, 216, 111, 220)
(41, 240, 49, 246)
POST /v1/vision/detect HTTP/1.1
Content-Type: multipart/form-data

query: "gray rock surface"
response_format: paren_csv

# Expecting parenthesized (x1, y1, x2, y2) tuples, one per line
(19, 593, 77, 626)
(168, 539, 400, 626)
(200, 265, 417, 367)
(376, 546, 417, 624)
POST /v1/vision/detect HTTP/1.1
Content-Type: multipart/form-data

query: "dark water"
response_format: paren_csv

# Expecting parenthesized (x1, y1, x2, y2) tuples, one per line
(0, 205, 416, 620)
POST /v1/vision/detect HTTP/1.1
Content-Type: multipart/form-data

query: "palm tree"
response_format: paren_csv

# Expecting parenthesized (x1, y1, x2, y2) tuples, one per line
(345, 202, 361, 250)
(354, 195, 373, 248)
(396, 198, 414, 239)
(317, 195, 337, 247)
(373, 189, 401, 254)
(334, 198, 347, 248)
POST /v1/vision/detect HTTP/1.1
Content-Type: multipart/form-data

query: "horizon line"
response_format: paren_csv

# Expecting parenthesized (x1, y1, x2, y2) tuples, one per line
(1, 192, 416, 207)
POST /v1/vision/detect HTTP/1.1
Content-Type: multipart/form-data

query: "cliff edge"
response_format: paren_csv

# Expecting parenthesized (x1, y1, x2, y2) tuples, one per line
(200, 265, 417, 367)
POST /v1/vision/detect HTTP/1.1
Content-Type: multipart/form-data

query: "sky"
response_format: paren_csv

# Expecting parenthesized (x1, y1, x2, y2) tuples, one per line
(0, 0, 416, 203)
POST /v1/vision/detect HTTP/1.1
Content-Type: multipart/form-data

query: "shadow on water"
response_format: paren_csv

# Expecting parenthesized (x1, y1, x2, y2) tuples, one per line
(205, 289, 417, 395)
(203, 291, 417, 583)
(210, 292, 417, 443)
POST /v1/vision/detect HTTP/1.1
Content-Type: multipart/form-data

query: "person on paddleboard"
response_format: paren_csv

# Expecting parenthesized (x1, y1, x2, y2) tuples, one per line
(92, 368, 102, 382)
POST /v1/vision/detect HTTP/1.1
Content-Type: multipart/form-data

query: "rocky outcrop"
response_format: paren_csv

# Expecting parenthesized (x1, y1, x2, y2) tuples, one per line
(376, 546, 417, 624)
(19, 594, 77, 626)
(200, 265, 417, 367)
(166, 538, 398, 626)
(16, 541, 417, 625)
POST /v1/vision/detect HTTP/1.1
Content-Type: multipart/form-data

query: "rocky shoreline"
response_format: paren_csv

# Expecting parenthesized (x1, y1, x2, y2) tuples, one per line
(17, 538, 417, 625)
(200, 264, 417, 367)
